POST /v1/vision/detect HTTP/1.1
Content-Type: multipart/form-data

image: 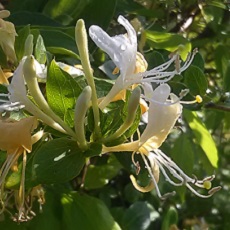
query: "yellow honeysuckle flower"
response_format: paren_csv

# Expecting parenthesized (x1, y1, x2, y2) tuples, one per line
(0, 116, 44, 221)
(0, 10, 17, 63)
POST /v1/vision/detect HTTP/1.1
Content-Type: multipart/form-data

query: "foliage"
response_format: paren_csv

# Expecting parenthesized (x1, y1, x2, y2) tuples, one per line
(0, 0, 230, 229)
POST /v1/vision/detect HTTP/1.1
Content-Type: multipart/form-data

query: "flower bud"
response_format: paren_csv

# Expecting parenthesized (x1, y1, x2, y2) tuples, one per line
(24, 34, 34, 56)
(74, 86, 92, 150)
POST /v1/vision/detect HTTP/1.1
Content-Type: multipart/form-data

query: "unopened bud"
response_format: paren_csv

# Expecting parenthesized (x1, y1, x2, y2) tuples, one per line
(74, 86, 92, 150)
(24, 34, 34, 56)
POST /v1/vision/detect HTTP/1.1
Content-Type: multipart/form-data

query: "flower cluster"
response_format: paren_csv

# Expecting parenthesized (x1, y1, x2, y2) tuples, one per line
(0, 11, 220, 222)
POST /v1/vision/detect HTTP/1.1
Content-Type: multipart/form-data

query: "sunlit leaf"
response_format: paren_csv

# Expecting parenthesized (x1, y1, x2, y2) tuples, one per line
(146, 31, 191, 61)
(183, 110, 218, 168)
(43, 0, 90, 25)
(47, 47, 80, 60)
(46, 60, 86, 126)
(35, 34, 47, 64)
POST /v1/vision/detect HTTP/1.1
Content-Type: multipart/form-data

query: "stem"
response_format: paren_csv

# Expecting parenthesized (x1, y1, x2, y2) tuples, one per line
(204, 102, 230, 112)
(75, 19, 101, 140)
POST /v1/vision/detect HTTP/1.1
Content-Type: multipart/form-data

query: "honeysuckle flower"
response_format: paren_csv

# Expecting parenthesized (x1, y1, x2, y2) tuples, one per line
(0, 10, 17, 63)
(0, 116, 43, 221)
(0, 56, 68, 134)
(89, 15, 197, 109)
(102, 84, 220, 199)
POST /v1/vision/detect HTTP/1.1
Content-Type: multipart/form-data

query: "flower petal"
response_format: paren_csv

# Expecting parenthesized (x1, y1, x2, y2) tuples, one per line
(0, 116, 38, 154)
(140, 84, 182, 147)
(89, 15, 137, 79)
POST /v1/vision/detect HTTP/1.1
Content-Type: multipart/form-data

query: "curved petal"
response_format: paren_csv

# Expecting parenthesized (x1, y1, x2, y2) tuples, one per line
(89, 15, 137, 79)
(140, 84, 182, 147)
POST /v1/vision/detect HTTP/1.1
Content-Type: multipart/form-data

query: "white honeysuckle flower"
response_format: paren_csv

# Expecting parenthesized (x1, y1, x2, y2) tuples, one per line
(0, 56, 46, 112)
(139, 83, 182, 147)
(89, 15, 197, 109)
(102, 84, 220, 199)
(89, 15, 137, 80)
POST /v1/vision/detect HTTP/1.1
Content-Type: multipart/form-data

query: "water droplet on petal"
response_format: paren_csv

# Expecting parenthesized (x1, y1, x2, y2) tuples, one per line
(120, 44, 126, 51)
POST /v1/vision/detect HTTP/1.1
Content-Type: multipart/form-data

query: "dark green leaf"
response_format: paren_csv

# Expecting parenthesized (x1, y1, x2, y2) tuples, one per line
(79, 0, 117, 30)
(122, 202, 152, 230)
(15, 25, 30, 61)
(84, 142, 102, 158)
(84, 155, 122, 189)
(9, 12, 61, 26)
(161, 206, 178, 230)
(33, 138, 85, 184)
(40, 30, 77, 54)
(184, 65, 208, 96)
(171, 134, 194, 175)
(214, 45, 230, 91)
(27, 187, 62, 230)
(7, 0, 47, 13)
(61, 192, 121, 230)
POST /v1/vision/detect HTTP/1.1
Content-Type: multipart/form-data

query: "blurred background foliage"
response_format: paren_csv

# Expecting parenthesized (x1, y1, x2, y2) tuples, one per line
(0, 0, 230, 229)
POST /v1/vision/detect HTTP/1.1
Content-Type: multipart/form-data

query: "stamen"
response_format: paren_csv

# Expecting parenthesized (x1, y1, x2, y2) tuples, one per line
(180, 95, 203, 105)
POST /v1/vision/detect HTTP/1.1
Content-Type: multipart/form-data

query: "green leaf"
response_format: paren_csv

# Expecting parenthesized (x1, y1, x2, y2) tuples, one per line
(47, 47, 80, 60)
(146, 31, 191, 61)
(43, 0, 90, 25)
(15, 25, 30, 61)
(28, 187, 62, 230)
(5, 163, 22, 189)
(183, 110, 218, 168)
(84, 155, 122, 189)
(33, 138, 85, 184)
(9, 11, 61, 26)
(61, 192, 121, 230)
(46, 60, 86, 127)
(161, 206, 178, 230)
(35, 35, 47, 64)
(184, 65, 208, 96)
(39, 29, 77, 54)
(84, 142, 102, 158)
(79, 0, 117, 30)
(122, 202, 152, 230)
(214, 45, 230, 91)
(7, 0, 48, 13)
(207, 0, 227, 9)
(171, 134, 194, 175)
